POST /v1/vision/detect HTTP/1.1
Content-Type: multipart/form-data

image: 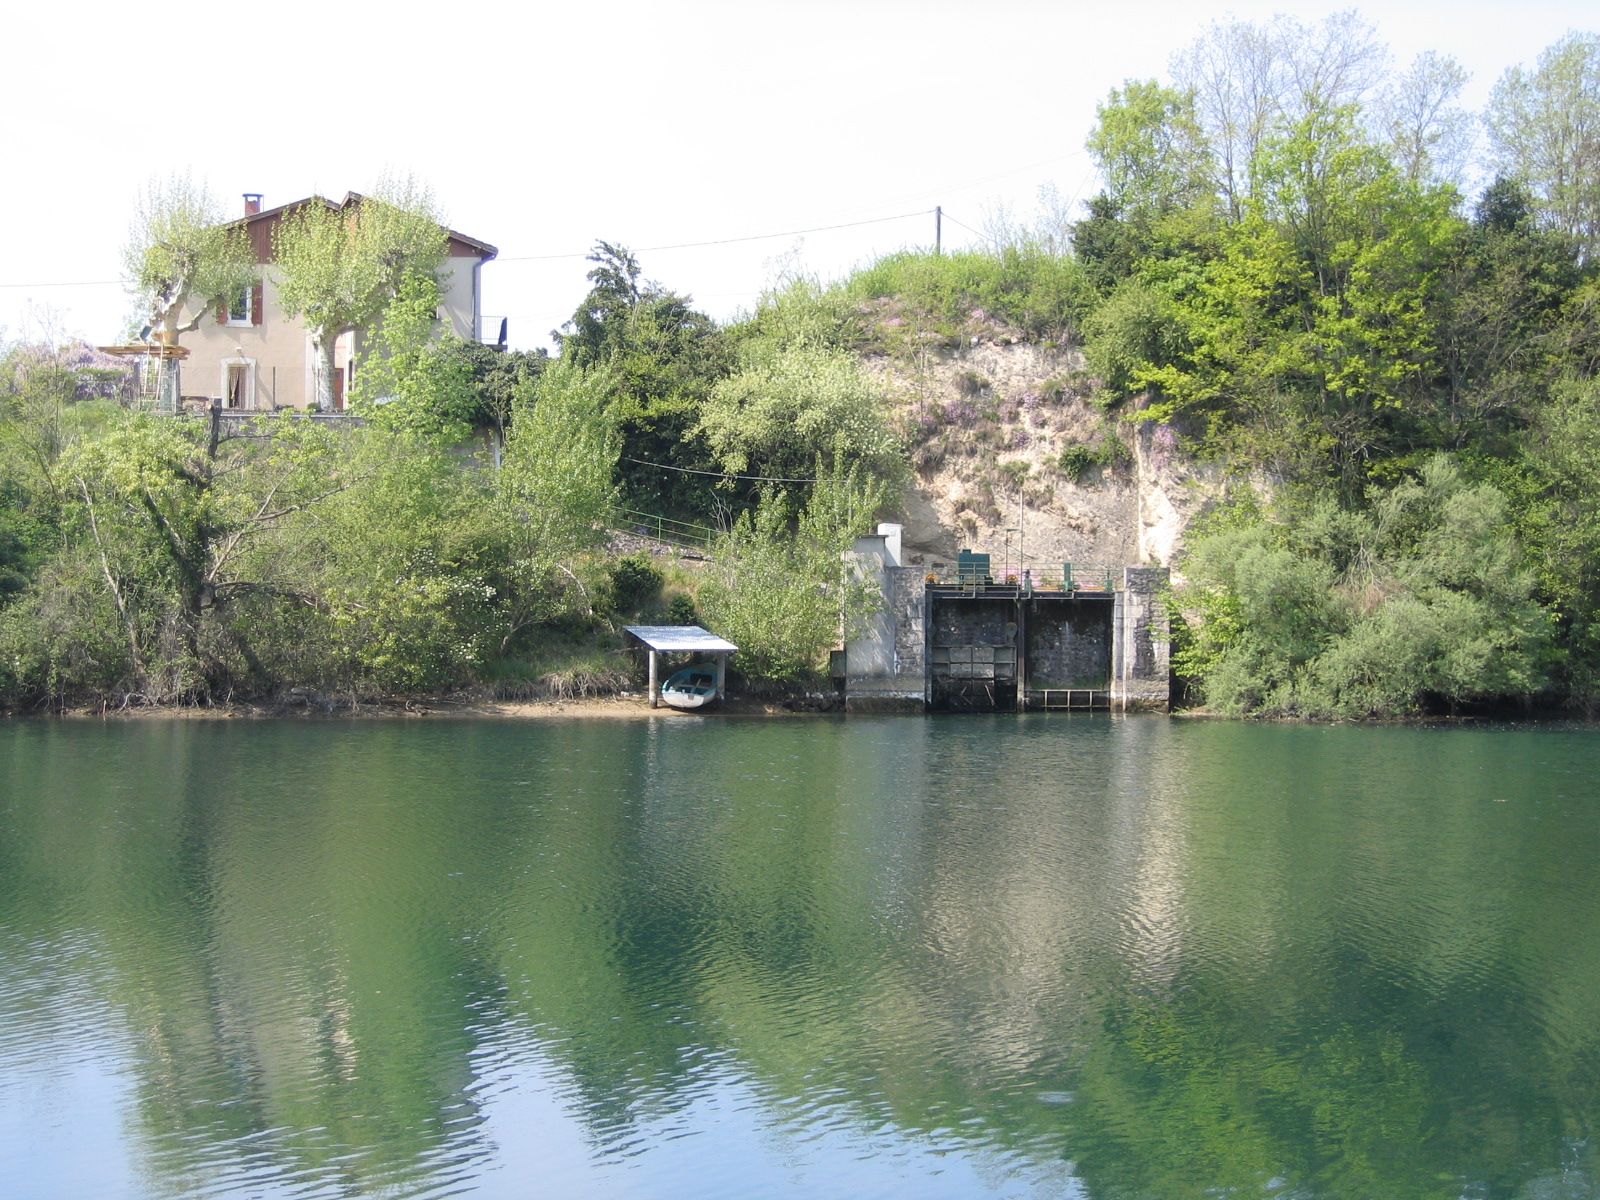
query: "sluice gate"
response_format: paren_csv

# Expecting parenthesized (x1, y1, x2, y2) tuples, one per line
(840, 524, 1170, 714)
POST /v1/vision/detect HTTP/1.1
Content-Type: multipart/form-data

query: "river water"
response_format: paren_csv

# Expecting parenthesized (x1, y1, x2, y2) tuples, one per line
(0, 715, 1596, 1199)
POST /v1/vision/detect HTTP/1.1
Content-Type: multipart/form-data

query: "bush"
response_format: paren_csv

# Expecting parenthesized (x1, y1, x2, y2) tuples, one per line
(667, 593, 698, 625)
(609, 555, 663, 611)
(838, 247, 1093, 344)
(1175, 458, 1556, 717)
(697, 341, 907, 490)
(1057, 436, 1131, 482)
(1081, 279, 1177, 400)
(697, 476, 881, 687)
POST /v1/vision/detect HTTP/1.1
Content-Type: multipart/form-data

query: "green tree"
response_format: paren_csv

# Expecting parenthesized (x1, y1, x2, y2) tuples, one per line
(123, 174, 256, 351)
(1136, 106, 1460, 487)
(696, 470, 882, 687)
(353, 269, 479, 445)
(274, 181, 448, 411)
(1486, 32, 1600, 263)
(1086, 80, 1214, 231)
(553, 243, 729, 515)
(35, 411, 352, 701)
(696, 341, 905, 498)
(1177, 458, 1554, 717)
(1170, 11, 1387, 221)
(1430, 178, 1588, 443)
(490, 360, 621, 650)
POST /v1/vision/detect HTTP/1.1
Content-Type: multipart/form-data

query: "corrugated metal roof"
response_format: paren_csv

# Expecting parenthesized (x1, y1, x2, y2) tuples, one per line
(624, 626, 738, 653)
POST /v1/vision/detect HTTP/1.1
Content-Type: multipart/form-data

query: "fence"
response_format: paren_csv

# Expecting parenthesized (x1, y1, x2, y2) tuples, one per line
(925, 563, 1120, 592)
(610, 508, 718, 550)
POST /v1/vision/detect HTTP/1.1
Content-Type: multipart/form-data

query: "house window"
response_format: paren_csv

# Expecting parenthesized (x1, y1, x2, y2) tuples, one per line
(227, 286, 253, 326)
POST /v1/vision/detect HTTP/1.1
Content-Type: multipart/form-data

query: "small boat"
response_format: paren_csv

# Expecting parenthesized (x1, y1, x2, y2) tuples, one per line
(660, 667, 720, 710)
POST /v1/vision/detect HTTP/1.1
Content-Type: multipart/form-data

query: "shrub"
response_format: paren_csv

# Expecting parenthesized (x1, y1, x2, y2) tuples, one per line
(667, 593, 698, 625)
(1174, 458, 1556, 717)
(838, 247, 1094, 344)
(610, 554, 663, 611)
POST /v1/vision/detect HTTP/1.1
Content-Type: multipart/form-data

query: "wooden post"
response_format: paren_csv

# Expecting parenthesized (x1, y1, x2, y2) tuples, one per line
(714, 653, 726, 700)
(648, 649, 659, 708)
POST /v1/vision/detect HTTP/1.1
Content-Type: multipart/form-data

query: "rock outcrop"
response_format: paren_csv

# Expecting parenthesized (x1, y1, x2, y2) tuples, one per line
(864, 338, 1220, 576)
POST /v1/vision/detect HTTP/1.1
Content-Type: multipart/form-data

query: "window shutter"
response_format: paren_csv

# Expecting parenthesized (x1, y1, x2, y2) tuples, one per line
(216, 297, 228, 325)
(251, 283, 264, 326)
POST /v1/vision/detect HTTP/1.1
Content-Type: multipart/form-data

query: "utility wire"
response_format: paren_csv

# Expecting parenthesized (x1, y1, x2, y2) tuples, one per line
(624, 456, 826, 484)
(0, 212, 932, 290)
(939, 210, 1001, 247)
(3, 206, 948, 289)
(498, 210, 933, 263)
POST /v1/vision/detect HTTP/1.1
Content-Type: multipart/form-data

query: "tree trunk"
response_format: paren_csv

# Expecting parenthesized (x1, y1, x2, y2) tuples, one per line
(313, 332, 338, 411)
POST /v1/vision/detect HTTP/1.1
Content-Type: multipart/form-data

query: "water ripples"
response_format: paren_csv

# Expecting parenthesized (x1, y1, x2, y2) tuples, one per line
(3, 717, 1600, 1197)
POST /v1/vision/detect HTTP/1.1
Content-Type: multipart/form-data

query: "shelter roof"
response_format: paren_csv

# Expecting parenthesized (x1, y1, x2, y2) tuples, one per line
(624, 626, 738, 654)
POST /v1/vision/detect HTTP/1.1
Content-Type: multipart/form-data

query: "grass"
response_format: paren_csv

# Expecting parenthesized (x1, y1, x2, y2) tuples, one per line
(836, 247, 1095, 350)
(484, 632, 635, 701)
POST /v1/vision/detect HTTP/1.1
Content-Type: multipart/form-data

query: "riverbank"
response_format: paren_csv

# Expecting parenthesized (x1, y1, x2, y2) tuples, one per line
(13, 691, 843, 721)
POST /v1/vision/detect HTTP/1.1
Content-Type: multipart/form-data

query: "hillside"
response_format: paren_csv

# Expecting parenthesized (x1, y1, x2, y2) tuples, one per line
(862, 335, 1216, 574)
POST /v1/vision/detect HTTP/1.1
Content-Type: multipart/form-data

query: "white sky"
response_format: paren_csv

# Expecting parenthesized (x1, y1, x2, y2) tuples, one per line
(2, 0, 1593, 352)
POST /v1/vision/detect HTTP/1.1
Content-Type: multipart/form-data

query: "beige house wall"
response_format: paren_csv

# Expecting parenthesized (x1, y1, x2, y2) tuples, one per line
(174, 252, 486, 412)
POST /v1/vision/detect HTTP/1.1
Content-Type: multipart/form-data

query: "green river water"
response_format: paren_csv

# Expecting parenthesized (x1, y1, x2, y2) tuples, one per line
(0, 715, 1596, 1199)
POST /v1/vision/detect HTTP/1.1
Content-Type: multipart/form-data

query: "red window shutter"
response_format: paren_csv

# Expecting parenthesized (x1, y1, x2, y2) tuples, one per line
(216, 296, 228, 325)
(251, 283, 264, 325)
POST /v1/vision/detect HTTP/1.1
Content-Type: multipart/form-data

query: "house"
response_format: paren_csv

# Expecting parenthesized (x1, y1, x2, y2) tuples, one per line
(174, 193, 498, 412)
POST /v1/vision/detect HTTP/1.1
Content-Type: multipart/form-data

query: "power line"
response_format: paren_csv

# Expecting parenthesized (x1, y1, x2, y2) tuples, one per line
(497, 210, 933, 263)
(0, 211, 932, 291)
(939, 210, 1001, 247)
(623, 456, 825, 484)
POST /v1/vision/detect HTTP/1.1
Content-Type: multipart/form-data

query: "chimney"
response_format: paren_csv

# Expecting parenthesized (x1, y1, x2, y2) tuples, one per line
(243, 193, 262, 216)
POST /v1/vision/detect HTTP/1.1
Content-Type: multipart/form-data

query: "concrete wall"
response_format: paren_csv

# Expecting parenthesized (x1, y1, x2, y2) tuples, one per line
(844, 525, 928, 711)
(1111, 566, 1171, 711)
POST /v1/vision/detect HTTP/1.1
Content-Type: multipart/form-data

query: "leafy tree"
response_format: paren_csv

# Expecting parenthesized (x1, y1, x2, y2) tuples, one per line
(696, 341, 905, 499)
(1486, 32, 1600, 263)
(123, 174, 256, 350)
(696, 469, 881, 687)
(450, 341, 550, 462)
(1171, 11, 1387, 221)
(274, 181, 448, 410)
(22, 410, 353, 701)
(1177, 458, 1554, 716)
(268, 431, 499, 693)
(1135, 106, 1460, 488)
(491, 360, 621, 650)
(353, 269, 480, 445)
(1430, 178, 1588, 443)
(1086, 80, 1214, 232)
(553, 243, 729, 515)
(1516, 376, 1600, 704)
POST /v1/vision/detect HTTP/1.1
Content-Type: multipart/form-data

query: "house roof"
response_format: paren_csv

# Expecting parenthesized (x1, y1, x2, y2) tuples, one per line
(234, 192, 497, 261)
(624, 626, 739, 654)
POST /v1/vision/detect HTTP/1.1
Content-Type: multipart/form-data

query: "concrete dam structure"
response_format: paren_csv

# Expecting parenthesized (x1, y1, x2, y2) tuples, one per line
(840, 524, 1170, 713)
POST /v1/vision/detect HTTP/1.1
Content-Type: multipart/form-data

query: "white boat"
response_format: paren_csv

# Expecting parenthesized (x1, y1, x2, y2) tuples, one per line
(660, 667, 719, 710)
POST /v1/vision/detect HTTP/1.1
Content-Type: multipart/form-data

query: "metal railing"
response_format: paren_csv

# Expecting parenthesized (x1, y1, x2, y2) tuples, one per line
(925, 563, 1121, 592)
(610, 507, 718, 550)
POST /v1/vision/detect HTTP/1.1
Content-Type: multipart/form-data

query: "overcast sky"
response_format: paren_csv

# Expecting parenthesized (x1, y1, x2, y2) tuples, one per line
(2, 0, 1594, 352)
